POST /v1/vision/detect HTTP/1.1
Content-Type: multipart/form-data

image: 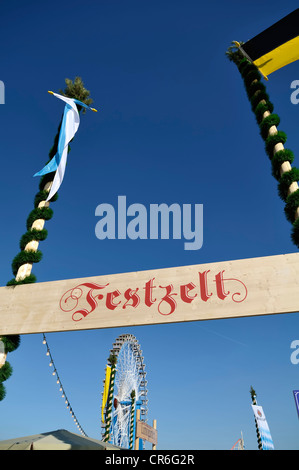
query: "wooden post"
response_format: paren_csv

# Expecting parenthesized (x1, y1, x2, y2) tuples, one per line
(152, 419, 157, 450)
(134, 409, 140, 450)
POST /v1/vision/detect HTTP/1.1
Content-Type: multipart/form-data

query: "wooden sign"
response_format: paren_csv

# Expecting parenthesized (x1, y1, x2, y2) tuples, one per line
(136, 420, 158, 446)
(0, 252, 299, 335)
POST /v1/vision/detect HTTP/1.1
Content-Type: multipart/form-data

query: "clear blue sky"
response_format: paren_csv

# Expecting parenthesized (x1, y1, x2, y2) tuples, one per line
(0, 0, 299, 450)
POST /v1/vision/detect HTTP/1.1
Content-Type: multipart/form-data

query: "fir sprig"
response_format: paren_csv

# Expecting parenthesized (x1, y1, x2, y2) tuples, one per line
(0, 77, 94, 401)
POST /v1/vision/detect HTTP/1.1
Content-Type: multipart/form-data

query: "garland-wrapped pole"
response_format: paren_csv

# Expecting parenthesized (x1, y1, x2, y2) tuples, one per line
(104, 354, 117, 442)
(0, 77, 94, 401)
(129, 390, 136, 449)
(250, 386, 263, 450)
(226, 44, 299, 247)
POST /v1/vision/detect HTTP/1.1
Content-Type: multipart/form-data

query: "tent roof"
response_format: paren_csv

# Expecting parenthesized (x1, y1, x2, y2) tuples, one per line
(0, 429, 122, 450)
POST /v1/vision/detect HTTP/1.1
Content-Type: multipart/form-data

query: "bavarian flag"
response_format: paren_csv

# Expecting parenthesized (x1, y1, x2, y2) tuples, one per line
(101, 365, 111, 423)
(241, 9, 299, 78)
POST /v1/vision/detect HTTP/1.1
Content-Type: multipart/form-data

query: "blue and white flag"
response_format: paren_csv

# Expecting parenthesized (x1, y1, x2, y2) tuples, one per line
(251, 404, 274, 450)
(34, 92, 96, 201)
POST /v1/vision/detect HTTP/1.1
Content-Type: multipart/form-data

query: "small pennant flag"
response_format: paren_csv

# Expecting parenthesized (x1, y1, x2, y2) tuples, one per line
(239, 9, 299, 79)
(34, 92, 97, 201)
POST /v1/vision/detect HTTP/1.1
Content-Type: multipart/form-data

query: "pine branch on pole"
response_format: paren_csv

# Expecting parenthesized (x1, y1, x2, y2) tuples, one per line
(226, 43, 299, 248)
(0, 77, 93, 401)
(134, 408, 141, 450)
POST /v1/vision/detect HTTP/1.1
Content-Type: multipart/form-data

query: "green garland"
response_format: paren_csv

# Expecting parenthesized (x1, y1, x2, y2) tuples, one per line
(254, 101, 274, 124)
(250, 386, 263, 450)
(0, 361, 13, 382)
(19, 228, 48, 250)
(1, 335, 21, 352)
(6, 180, 57, 289)
(6, 274, 37, 286)
(0, 382, 6, 401)
(278, 168, 299, 202)
(284, 190, 299, 223)
(11, 250, 43, 277)
(235, 56, 299, 248)
(265, 131, 287, 158)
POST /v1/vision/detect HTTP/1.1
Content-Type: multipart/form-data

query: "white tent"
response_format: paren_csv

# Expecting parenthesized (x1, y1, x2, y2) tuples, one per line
(0, 429, 122, 450)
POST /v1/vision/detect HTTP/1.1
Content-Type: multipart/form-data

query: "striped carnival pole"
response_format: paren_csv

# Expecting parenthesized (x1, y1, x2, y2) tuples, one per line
(103, 354, 117, 442)
(226, 44, 299, 248)
(129, 390, 136, 449)
(250, 386, 263, 450)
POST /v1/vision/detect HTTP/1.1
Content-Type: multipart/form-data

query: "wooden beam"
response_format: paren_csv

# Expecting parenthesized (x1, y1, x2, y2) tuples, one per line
(0, 252, 299, 335)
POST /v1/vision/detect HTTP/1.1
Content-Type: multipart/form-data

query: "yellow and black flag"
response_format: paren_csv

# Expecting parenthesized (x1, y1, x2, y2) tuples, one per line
(240, 9, 299, 79)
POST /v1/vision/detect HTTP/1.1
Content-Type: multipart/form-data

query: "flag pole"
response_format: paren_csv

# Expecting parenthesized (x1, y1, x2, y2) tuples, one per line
(0, 77, 95, 402)
(226, 44, 299, 249)
(232, 41, 269, 81)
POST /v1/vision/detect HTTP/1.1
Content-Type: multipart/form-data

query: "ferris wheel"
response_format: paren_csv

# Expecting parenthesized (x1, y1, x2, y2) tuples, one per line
(101, 334, 148, 449)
